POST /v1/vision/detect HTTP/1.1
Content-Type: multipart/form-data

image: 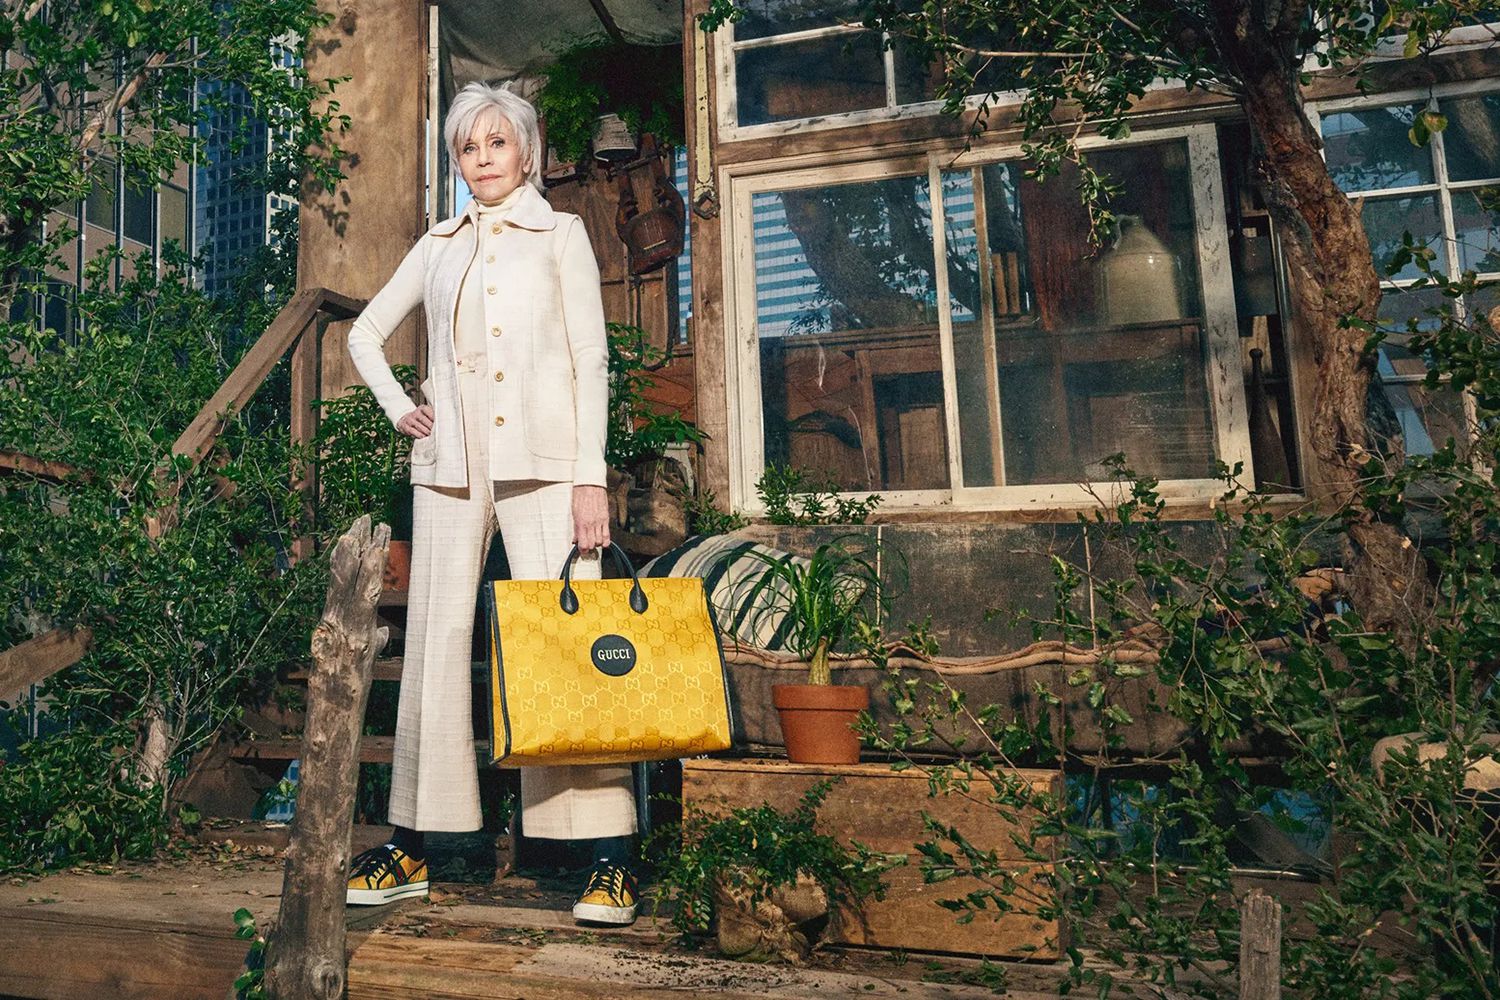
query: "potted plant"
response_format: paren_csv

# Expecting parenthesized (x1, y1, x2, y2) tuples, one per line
(747, 537, 883, 764)
(605, 323, 704, 557)
(648, 781, 894, 962)
(534, 37, 683, 168)
(314, 365, 416, 589)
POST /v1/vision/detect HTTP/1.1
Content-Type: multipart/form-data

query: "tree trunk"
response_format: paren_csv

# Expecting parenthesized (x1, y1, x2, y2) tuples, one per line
(262, 515, 389, 1000)
(1206, 0, 1434, 649)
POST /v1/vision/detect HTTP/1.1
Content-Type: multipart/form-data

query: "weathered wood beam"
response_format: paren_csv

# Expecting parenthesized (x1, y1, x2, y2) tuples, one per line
(169, 288, 324, 471)
(0, 450, 83, 483)
(0, 626, 93, 696)
(585, 0, 627, 43)
(1239, 889, 1282, 1000)
(263, 515, 389, 1000)
(317, 290, 366, 321)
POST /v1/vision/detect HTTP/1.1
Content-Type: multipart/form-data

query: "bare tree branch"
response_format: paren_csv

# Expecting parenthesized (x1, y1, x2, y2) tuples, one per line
(77, 50, 172, 156)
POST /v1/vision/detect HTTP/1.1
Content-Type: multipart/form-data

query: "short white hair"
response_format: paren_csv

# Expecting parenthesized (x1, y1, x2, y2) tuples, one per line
(445, 82, 543, 191)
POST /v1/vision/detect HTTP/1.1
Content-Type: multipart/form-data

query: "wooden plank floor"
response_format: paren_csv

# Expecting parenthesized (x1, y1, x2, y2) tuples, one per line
(0, 830, 1186, 1000)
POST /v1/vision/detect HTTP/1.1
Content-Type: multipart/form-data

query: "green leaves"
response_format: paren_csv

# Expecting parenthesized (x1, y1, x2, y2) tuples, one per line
(606, 323, 706, 468)
(739, 534, 887, 677)
(646, 780, 894, 937)
(232, 907, 257, 940)
(1407, 108, 1449, 147)
(0, 724, 165, 873)
(756, 463, 884, 525)
(1, 0, 345, 295)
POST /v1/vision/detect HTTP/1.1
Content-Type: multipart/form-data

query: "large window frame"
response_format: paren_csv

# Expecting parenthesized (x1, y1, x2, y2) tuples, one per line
(722, 122, 1255, 514)
(1308, 80, 1499, 454)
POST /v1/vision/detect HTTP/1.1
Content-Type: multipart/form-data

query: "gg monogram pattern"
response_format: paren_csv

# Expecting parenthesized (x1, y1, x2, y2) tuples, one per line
(486, 577, 733, 766)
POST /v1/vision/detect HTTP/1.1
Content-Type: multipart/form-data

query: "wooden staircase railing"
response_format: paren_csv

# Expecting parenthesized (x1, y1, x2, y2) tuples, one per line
(0, 286, 367, 698)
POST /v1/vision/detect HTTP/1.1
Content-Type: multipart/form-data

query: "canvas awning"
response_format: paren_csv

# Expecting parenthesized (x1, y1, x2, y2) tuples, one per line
(439, 0, 682, 94)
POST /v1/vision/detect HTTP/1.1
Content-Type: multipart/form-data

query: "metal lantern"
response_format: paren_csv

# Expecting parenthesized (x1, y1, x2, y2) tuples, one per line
(593, 113, 637, 162)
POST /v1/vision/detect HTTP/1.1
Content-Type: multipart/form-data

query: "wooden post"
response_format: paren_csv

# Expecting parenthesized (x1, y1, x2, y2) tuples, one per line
(297, 0, 427, 406)
(262, 515, 390, 1000)
(289, 316, 323, 563)
(1239, 888, 1282, 1000)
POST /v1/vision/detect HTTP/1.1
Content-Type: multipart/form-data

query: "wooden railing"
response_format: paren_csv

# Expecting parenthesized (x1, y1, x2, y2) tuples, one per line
(0, 286, 366, 696)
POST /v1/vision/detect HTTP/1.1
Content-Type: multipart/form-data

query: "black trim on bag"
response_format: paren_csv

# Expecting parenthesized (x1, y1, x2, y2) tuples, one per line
(483, 583, 513, 763)
(701, 581, 739, 748)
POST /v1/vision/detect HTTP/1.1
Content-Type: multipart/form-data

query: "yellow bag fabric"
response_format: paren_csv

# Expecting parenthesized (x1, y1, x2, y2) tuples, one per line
(484, 543, 734, 766)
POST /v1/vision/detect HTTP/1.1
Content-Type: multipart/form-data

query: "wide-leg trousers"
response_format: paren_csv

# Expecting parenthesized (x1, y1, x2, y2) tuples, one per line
(386, 369, 636, 838)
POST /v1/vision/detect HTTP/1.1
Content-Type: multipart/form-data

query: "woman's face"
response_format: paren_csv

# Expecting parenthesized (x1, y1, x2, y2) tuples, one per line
(457, 112, 528, 204)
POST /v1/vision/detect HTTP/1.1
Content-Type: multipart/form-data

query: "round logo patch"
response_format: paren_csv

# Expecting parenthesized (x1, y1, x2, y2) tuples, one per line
(590, 634, 638, 676)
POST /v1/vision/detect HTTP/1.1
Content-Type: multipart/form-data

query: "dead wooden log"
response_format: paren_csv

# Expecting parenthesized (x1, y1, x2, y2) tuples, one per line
(262, 515, 389, 1000)
(0, 626, 93, 697)
(1239, 889, 1282, 1000)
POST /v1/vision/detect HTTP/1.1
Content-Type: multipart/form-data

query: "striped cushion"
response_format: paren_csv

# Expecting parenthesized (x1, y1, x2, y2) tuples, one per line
(639, 535, 808, 651)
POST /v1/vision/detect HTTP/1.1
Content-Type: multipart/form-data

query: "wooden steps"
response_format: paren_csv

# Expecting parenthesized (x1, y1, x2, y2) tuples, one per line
(284, 657, 493, 684)
(287, 656, 407, 683)
(0, 852, 1097, 999)
(228, 735, 495, 766)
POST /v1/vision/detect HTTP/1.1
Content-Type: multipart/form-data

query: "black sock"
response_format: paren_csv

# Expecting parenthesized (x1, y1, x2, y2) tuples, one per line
(390, 825, 425, 860)
(592, 835, 631, 868)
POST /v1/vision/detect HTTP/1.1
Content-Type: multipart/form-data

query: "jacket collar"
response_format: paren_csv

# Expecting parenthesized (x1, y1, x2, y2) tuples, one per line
(429, 183, 557, 238)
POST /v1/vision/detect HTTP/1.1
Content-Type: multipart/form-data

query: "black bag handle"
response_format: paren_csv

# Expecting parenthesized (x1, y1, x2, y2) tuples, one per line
(558, 542, 648, 616)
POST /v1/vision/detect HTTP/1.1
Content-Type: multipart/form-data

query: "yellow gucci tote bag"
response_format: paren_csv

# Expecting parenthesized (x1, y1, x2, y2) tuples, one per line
(483, 543, 735, 766)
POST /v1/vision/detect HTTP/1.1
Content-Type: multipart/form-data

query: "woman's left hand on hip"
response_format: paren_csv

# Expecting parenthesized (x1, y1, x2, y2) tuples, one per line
(572, 484, 611, 553)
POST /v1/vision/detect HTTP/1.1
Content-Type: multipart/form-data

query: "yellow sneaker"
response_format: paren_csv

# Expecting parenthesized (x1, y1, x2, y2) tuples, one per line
(346, 844, 429, 906)
(572, 861, 639, 925)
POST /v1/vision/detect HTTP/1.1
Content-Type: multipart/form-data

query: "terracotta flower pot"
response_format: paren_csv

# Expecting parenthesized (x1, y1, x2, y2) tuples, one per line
(383, 540, 412, 593)
(772, 684, 870, 765)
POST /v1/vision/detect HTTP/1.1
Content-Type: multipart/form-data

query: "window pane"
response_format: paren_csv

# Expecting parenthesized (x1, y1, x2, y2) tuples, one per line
(1362, 193, 1442, 280)
(1377, 382, 1466, 457)
(86, 160, 116, 230)
(42, 281, 72, 339)
(732, 0, 864, 41)
(753, 174, 949, 491)
(892, 35, 941, 105)
(1372, 285, 1468, 458)
(891, 31, 1034, 105)
(1440, 93, 1500, 183)
(1452, 189, 1500, 274)
(1376, 285, 1447, 377)
(1469, 279, 1500, 328)
(123, 181, 153, 245)
(942, 141, 1217, 486)
(736, 32, 886, 125)
(159, 184, 189, 251)
(1323, 105, 1433, 191)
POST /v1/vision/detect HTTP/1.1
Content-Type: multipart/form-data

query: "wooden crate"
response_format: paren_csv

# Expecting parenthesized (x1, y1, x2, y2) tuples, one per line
(681, 758, 1067, 960)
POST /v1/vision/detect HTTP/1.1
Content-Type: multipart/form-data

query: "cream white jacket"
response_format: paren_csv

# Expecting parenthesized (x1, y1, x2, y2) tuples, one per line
(346, 183, 610, 489)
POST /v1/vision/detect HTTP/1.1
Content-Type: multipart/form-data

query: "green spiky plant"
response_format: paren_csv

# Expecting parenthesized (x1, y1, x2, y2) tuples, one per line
(746, 537, 884, 685)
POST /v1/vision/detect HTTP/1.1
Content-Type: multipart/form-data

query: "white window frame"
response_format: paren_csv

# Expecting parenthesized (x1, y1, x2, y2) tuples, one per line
(712, 16, 1213, 144)
(1309, 79, 1500, 446)
(721, 122, 1256, 515)
(716, 17, 942, 142)
(1301, 7, 1500, 74)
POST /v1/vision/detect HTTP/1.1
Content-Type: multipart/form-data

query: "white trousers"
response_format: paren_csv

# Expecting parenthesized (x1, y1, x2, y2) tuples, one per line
(387, 371, 636, 838)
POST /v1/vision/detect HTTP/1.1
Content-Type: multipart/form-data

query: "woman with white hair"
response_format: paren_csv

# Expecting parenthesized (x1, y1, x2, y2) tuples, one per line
(341, 82, 638, 925)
